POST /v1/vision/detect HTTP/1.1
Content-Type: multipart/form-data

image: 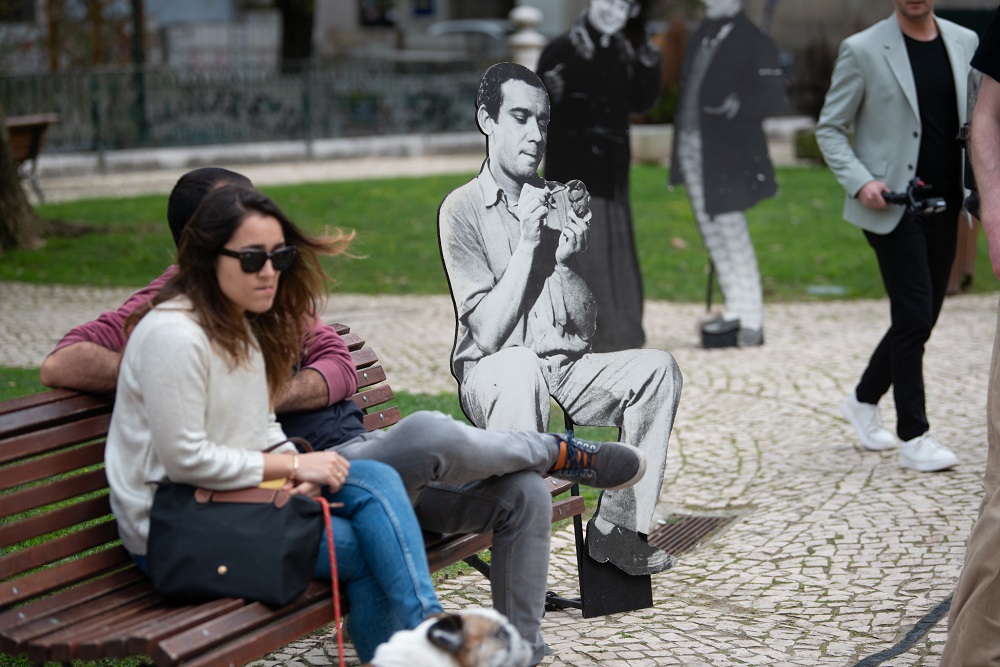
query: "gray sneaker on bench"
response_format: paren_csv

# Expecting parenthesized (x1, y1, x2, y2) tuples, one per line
(548, 433, 647, 490)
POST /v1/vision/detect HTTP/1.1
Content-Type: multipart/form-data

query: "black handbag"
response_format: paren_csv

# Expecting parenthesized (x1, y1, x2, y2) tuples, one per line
(147, 482, 325, 607)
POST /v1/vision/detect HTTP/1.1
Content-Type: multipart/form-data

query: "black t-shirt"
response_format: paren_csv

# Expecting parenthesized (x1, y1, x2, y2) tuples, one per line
(905, 34, 962, 197)
(972, 7, 1000, 80)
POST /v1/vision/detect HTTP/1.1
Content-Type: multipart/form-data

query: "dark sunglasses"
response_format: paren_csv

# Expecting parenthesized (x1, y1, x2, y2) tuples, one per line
(218, 245, 298, 273)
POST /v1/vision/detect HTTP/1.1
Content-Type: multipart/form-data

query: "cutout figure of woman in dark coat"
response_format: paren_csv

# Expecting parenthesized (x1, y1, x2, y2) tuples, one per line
(537, 0, 662, 352)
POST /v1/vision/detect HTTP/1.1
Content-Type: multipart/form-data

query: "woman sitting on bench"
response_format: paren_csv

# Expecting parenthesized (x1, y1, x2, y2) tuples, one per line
(103, 184, 442, 662)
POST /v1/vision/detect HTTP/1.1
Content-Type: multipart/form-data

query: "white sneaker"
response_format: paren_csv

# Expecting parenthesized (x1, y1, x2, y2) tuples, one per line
(899, 433, 959, 472)
(840, 393, 897, 451)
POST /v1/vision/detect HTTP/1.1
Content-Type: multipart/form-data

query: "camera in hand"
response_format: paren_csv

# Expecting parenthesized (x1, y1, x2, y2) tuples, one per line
(881, 178, 947, 216)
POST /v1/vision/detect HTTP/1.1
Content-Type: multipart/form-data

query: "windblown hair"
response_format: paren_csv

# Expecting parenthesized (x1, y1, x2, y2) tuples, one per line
(475, 61, 547, 125)
(131, 184, 353, 402)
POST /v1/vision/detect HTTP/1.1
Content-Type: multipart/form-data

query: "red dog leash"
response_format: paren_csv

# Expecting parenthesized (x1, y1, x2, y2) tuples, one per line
(316, 497, 345, 667)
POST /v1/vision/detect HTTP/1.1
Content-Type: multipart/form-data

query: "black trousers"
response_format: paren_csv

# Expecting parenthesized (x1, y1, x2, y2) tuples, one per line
(856, 198, 961, 441)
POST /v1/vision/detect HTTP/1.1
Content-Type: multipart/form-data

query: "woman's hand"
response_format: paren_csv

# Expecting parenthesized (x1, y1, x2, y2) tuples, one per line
(294, 450, 351, 490)
(283, 480, 323, 497)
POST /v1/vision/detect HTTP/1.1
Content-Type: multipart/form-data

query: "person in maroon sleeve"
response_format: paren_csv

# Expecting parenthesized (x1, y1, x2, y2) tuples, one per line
(39, 167, 647, 666)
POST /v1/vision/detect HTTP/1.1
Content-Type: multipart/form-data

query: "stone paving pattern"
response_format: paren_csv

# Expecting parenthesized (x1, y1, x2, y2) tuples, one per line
(1, 141, 997, 665)
(2, 283, 995, 666)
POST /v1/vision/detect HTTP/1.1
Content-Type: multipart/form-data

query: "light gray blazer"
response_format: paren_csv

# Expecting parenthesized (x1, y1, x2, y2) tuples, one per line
(816, 14, 979, 234)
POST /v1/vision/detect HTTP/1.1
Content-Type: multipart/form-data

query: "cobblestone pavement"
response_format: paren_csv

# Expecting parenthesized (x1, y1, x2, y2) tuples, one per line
(2, 279, 997, 666)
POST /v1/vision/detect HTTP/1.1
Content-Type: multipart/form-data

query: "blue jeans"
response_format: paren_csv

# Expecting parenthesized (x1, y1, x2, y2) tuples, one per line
(313, 459, 441, 662)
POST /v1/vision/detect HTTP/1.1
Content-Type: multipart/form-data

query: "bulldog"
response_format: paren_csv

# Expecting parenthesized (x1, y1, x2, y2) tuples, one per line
(365, 608, 533, 667)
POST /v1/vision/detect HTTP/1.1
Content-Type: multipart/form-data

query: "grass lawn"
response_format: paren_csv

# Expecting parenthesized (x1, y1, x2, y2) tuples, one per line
(3, 165, 994, 299)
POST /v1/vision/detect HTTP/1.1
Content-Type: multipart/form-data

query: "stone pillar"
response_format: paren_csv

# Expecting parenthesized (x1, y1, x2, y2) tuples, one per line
(508, 5, 546, 71)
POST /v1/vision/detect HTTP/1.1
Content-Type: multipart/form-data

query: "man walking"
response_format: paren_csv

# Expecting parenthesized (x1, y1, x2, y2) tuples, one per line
(816, 0, 977, 471)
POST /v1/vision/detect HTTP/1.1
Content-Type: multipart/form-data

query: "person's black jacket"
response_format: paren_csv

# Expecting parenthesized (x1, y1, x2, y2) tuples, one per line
(669, 11, 787, 216)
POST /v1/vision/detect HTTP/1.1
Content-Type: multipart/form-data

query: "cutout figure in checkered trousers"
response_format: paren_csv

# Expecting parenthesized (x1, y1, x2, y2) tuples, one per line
(669, 0, 787, 348)
(438, 62, 683, 578)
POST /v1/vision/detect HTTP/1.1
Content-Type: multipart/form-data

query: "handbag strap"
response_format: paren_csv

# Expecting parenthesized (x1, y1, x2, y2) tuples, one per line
(316, 496, 345, 667)
(264, 436, 315, 453)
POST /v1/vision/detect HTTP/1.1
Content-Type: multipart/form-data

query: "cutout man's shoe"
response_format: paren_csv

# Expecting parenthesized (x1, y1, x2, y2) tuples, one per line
(586, 518, 676, 576)
(701, 315, 740, 348)
(548, 434, 647, 490)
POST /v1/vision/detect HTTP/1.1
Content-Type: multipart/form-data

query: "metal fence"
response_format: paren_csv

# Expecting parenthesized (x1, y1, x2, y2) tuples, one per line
(0, 60, 482, 154)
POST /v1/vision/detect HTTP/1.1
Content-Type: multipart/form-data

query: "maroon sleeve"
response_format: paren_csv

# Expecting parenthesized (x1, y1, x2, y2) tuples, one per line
(299, 316, 358, 405)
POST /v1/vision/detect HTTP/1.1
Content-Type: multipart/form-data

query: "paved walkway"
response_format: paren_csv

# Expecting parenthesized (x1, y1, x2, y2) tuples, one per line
(3, 281, 996, 666)
(3, 140, 998, 665)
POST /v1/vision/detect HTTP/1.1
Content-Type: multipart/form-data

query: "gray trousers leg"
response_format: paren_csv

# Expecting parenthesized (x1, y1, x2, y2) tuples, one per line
(461, 346, 683, 535)
(678, 129, 764, 330)
(332, 410, 557, 662)
(414, 474, 553, 665)
(334, 410, 559, 503)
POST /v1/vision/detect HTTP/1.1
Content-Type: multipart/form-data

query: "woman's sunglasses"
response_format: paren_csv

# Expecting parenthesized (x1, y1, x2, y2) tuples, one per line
(219, 246, 298, 273)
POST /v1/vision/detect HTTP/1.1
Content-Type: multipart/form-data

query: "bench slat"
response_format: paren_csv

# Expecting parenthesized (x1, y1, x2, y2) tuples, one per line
(31, 593, 167, 664)
(176, 597, 336, 667)
(0, 520, 119, 580)
(0, 439, 105, 491)
(0, 393, 112, 439)
(352, 384, 394, 411)
(357, 364, 387, 390)
(362, 406, 401, 431)
(0, 546, 130, 607)
(2, 467, 108, 518)
(153, 583, 331, 665)
(425, 532, 495, 572)
(0, 495, 112, 548)
(1, 579, 154, 653)
(340, 331, 364, 351)
(0, 414, 112, 466)
(121, 598, 248, 658)
(0, 388, 82, 417)
(351, 346, 378, 370)
(0, 569, 145, 643)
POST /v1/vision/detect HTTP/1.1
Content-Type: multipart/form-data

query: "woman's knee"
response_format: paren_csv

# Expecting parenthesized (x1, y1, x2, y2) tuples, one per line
(340, 459, 409, 502)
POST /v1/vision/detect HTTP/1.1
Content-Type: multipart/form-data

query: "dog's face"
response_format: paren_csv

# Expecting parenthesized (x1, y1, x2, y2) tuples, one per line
(368, 608, 533, 667)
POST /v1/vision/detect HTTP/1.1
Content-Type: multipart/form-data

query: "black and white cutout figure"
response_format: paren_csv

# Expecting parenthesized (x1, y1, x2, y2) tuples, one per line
(536, 0, 662, 352)
(669, 0, 786, 347)
(438, 62, 683, 577)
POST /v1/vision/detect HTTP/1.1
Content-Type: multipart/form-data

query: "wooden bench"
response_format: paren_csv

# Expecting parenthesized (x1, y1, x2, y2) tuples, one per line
(0, 323, 585, 666)
(5, 113, 58, 204)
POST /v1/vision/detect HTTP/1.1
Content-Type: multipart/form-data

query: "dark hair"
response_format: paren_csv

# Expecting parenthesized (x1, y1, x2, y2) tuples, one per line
(137, 184, 353, 400)
(166, 167, 253, 247)
(475, 62, 547, 122)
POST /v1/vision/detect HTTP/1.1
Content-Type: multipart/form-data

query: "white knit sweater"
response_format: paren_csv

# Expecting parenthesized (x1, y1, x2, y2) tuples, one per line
(105, 296, 292, 555)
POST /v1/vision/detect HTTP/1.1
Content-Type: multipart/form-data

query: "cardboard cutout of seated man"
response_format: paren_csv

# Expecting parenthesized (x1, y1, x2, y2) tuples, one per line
(438, 62, 683, 577)
(669, 0, 787, 347)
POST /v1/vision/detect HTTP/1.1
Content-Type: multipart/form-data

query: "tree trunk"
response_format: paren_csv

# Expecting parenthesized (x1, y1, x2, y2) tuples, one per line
(0, 107, 44, 256)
